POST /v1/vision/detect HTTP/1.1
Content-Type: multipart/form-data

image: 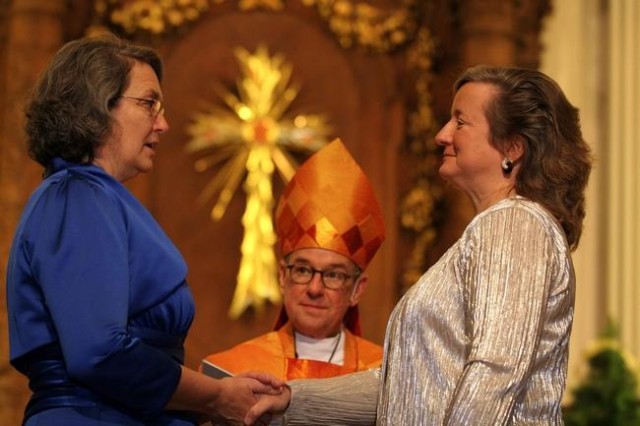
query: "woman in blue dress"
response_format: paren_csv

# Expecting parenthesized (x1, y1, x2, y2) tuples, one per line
(6, 34, 281, 425)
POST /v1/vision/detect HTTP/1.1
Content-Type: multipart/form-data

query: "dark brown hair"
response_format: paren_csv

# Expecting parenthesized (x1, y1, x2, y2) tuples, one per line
(25, 33, 163, 176)
(455, 65, 592, 250)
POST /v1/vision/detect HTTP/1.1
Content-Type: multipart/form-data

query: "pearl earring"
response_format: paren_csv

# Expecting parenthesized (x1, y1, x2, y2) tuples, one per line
(501, 157, 513, 174)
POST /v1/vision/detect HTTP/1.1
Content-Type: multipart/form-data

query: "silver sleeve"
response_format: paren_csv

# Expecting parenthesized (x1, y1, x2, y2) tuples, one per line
(280, 369, 380, 425)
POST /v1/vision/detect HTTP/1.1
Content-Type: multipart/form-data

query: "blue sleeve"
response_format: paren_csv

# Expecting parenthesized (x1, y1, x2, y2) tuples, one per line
(30, 176, 181, 416)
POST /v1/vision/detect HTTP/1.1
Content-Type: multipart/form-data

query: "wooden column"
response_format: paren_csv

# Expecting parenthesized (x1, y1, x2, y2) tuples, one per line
(515, 0, 552, 69)
(458, 0, 517, 67)
(0, 0, 66, 422)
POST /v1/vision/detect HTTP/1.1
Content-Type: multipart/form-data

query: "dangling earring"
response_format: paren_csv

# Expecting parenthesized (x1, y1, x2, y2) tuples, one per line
(501, 157, 513, 174)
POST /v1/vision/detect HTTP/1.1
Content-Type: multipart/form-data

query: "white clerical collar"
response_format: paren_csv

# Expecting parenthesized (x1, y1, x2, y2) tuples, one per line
(294, 330, 345, 365)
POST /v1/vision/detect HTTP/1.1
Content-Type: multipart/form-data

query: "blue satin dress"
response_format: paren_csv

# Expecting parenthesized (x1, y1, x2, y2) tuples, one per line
(6, 158, 197, 425)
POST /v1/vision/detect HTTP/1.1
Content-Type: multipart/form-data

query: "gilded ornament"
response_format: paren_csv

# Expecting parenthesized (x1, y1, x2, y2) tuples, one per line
(186, 46, 331, 318)
(303, 0, 419, 52)
(91, 0, 209, 37)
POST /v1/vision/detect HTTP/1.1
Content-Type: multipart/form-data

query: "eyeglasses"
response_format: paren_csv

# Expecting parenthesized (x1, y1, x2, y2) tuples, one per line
(121, 96, 165, 118)
(285, 264, 360, 290)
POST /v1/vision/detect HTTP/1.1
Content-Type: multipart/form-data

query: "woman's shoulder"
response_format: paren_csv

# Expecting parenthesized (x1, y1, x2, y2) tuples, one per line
(49, 160, 118, 190)
(22, 163, 128, 227)
(477, 196, 556, 225)
(467, 196, 567, 244)
(40, 161, 134, 211)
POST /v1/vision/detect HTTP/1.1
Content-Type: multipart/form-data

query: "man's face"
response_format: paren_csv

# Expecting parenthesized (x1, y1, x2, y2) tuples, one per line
(279, 248, 366, 338)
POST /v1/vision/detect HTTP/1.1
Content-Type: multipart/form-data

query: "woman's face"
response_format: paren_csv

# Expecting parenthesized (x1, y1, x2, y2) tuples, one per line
(435, 82, 506, 198)
(94, 61, 169, 182)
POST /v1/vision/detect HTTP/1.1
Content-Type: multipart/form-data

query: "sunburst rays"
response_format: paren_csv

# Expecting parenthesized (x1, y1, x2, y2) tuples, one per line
(187, 45, 331, 318)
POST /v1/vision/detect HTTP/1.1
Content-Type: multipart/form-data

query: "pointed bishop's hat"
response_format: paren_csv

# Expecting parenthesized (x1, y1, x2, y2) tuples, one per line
(273, 138, 386, 335)
(275, 138, 385, 269)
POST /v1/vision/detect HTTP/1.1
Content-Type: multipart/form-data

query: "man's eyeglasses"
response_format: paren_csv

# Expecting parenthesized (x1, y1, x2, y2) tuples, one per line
(121, 96, 165, 118)
(285, 264, 360, 290)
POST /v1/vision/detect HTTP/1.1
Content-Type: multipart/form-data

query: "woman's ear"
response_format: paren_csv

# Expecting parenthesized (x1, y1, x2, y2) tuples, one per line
(507, 138, 525, 163)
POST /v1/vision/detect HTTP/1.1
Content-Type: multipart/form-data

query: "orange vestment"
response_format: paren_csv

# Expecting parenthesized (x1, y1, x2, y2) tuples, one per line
(203, 322, 383, 380)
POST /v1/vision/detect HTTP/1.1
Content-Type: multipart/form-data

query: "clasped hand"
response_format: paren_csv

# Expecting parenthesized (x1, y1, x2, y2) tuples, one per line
(235, 372, 292, 426)
(208, 372, 289, 426)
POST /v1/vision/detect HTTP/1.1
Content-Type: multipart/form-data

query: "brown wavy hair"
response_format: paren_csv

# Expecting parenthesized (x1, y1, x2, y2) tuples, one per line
(25, 33, 163, 176)
(454, 65, 592, 250)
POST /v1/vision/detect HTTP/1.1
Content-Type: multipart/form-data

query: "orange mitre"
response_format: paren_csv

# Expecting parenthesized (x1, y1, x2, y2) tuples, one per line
(275, 138, 385, 270)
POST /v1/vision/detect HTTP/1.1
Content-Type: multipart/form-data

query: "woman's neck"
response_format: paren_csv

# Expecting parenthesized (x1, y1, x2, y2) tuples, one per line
(471, 185, 517, 213)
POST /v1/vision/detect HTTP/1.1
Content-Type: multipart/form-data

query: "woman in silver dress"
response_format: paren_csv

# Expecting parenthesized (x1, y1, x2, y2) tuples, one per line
(245, 65, 593, 425)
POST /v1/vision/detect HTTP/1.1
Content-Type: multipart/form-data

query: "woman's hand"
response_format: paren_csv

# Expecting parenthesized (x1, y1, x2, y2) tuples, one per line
(166, 367, 284, 425)
(243, 383, 291, 425)
(237, 371, 286, 391)
(208, 374, 284, 425)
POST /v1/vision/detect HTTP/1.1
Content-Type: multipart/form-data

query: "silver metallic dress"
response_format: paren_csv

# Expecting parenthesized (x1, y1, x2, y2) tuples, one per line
(282, 197, 574, 425)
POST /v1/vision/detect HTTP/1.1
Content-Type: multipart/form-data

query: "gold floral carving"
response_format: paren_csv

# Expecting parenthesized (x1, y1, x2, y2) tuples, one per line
(300, 0, 419, 52)
(90, 0, 209, 36)
(92, 0, 419, 52)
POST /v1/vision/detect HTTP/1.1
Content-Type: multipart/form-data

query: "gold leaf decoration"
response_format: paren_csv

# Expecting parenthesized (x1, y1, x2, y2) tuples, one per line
(90, 0, 209, 36)
(300, 0, 419, 52)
